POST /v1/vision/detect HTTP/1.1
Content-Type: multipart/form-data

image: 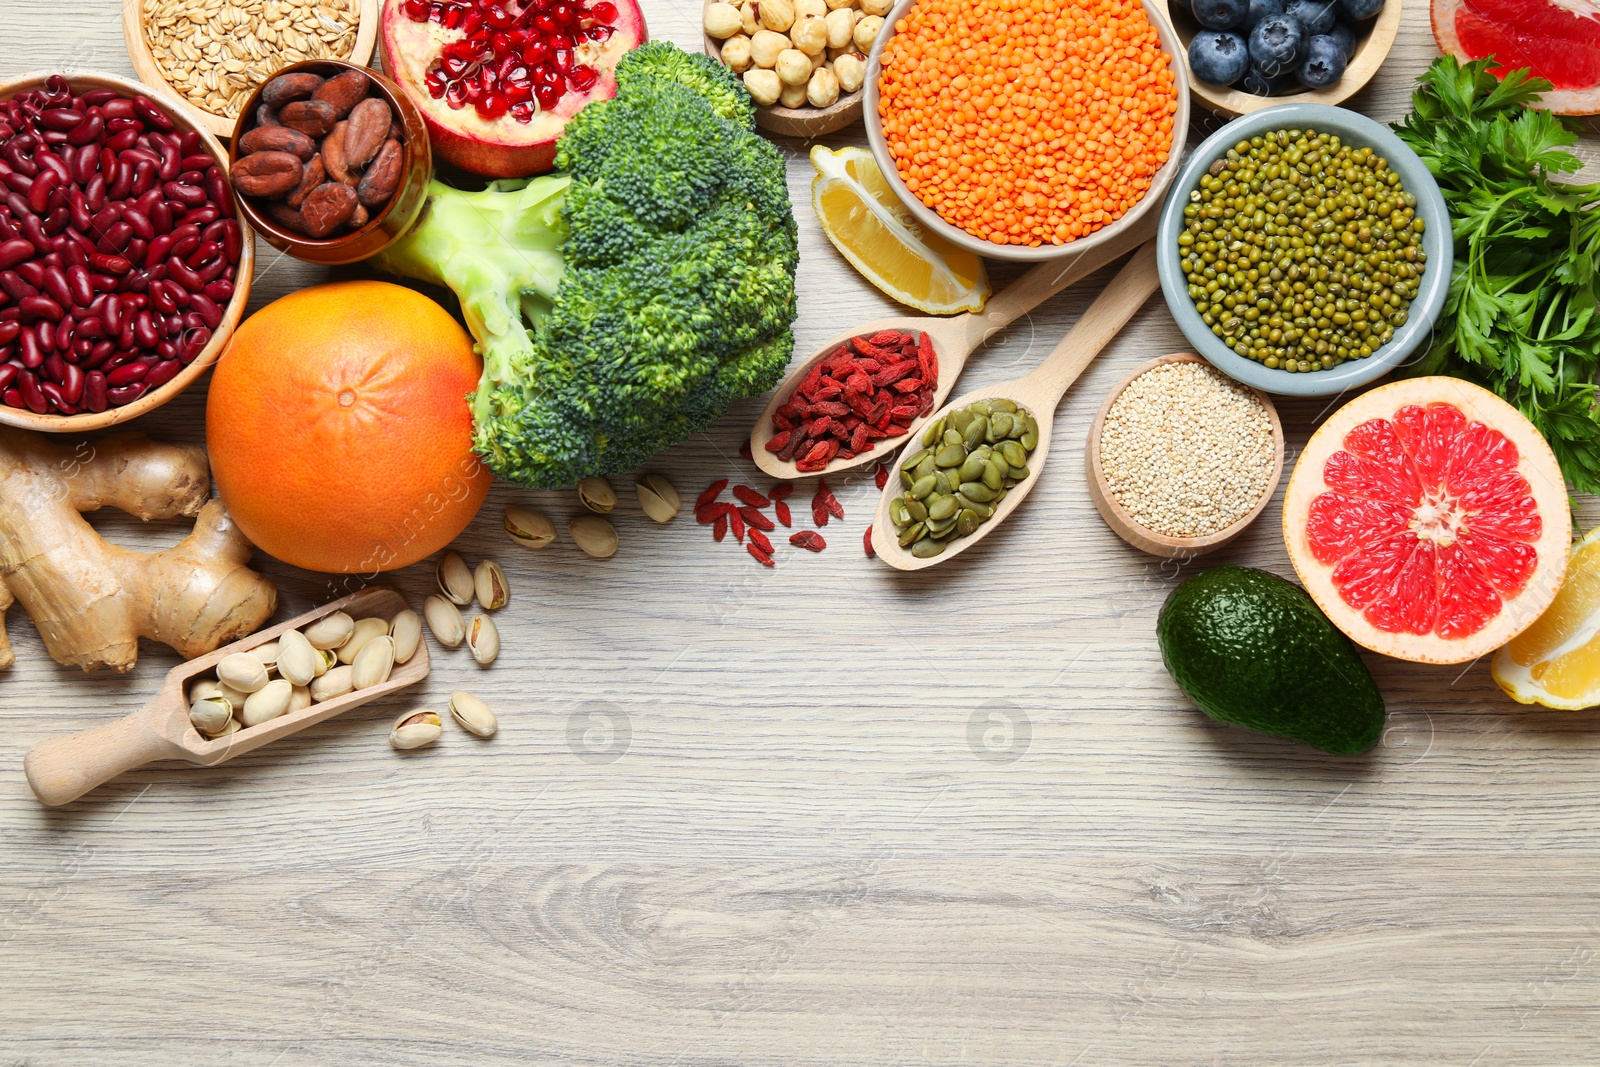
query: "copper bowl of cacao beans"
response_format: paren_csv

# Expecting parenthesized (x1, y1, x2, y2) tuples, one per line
(0, 70, 255, 431)
(228, 60, 431, 266)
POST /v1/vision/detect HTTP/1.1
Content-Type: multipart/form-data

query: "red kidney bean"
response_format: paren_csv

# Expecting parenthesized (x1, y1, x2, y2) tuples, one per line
(88, 272, 117, 291)
(59, 360, 83, 403)
(195, 256, 226, 284)
(163, 180, 204, 207)
(0, 216, 19, 243)
(117, 320, 135, 350)
(17, 369, 45, 412)
(133, 309, 158, 348)
(71, 144, 96, 185)
(149, 201, 173, 235)
(185, 240, 220, 269)
(1, 171, 31, 196)
(107, 361, 147, 386)
(4, 191, 32, 220)
(81, 89, 116, 107)
(97, 221, 131, 255)
(82, 370, 107, 412)
(41, 208, 69, 237)
(28, 170, 59, 215)
(0, 364, 16, 392)
(39, 109, 82, 131)
(157, 143, 180, 182)
(156, 339, 177, 360)
(0, 270, 36, 301)
(106, 381, 146, 406)
(84, 340, 113, 365)
(145, 358, 180, 389)
(101, 294, 121, 333)
(0, 239, 32, 270)
(134, 184, 162, 216)
(36, 153, 70, 185)
(73, 335, 92, 357)
(90, 252, 130, 274)
(84, 174, 106, 215)
(42, 352, 65, 382)
(89, 202, 122, 235)
(19, 295, 61, 322)
(149, 280, 177, 315)
(53, 314, 73, 353)
(123, 206, 153, 241)
(106, 156, 133, 198)
(40, 265, 70, 308)
(39, 379, 74, 413)
(132, 96, 173, 132)
(147, 261, 167, 283)
(187, 292, 221, 329)
(19, 213, 47, 250)
(17, 259, 45, 288)
(102, 98, 135, 121)
(0, 321, 17, 345)
(186, 205, 218, 227)
(65, 264, 91, 306)
(68, 188, 91, 233)
(170, 234, 198, 260)
(74, 315, 103, 339)
(182, 311, 205, 332)
(66, 114, 102, 146)
(203, 279, 232, 303)
(130, 160, 155, 197)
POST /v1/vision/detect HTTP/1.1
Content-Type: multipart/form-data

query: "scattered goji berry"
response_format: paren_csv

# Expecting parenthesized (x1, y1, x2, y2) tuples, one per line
(740, 505, 775, 532)
(791, 531, 826, 552)
(864, 525, 875, 557)
(729, 506, 745, 542)
(813, 506, 829, 528)
(696, 479, 728, 509)
(739, 440, 753, 461)
(874, 463, 888, 489)
(733, 485, 770, 508)
(696, 502, 731, 524)
(713, 514, 728, 541)
(749, 528, 773, 554)
(813, 479, 844, 521)
(770, 482, 794, 500)
(775, 500, 791, 527)
(747, 543, 774, 566)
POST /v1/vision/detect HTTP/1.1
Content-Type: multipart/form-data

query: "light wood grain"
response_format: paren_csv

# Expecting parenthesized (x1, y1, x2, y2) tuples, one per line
(3, 3, 1600, 1065)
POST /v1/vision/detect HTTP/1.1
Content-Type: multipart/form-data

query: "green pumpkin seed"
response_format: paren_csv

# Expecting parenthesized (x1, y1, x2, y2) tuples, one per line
(962, 416, 987, 449)
(960, 481, 996, 502)
(910, 474, 936, 500)
(901, 448, 930, 471)
(927, 495, 957, 521)
(950, 408, 974, 433)
(999, 440, 1027, 467)
(956, 493, 993, 517)
(900, 469, 915, 490)
(956, 509, 979, 536)
(925, 513, 956, 534)
(921, 418, 946, 448)
(958, 454, 988, 482)
(1008, 464, 1030, 482)
(989, 412, 1015, 439)
(942, 428, 962, 448)
(905, 497, 928, 522)
(897, 522, 925, 547)
(1020, 416, 1039, 450)
(971, 400, 991, 417)
(935, 444, 966, 468)
(983, 459, 1005, 490)
(989, 398, 1016, 414)
(889, 497, 910, 525)
(911, 538, 946, 558)
(915, 455, 936, 480)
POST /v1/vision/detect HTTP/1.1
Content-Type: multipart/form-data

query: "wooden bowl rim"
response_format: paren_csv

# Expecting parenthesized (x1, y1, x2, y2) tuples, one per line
(121, 0, 380, 137)
(1085, 352, 1285, 556)
(701, 0, 864, 137)
(0, 69, 255, 434)
(1152, 0, 1403, 118)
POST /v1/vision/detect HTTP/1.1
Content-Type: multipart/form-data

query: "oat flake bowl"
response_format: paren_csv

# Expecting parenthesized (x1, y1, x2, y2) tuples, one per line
(864, 0, 1190, 262)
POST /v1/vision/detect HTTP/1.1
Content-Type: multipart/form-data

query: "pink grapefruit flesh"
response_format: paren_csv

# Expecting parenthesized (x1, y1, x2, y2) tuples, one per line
(1432, 0, 1600, 114)
(1283, 377, 1570, 664)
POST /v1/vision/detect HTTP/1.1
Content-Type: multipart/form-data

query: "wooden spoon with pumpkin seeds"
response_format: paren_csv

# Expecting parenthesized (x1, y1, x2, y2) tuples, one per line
(870, 243, 1160, 571)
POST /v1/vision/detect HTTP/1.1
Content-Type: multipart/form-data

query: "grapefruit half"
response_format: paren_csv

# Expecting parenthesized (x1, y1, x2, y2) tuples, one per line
(1283, 377, 1570, 664)
(1432, 0, 1600, 115)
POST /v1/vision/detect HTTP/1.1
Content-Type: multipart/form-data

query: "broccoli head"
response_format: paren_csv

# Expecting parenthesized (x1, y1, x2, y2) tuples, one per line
(374, 43, 797, 488)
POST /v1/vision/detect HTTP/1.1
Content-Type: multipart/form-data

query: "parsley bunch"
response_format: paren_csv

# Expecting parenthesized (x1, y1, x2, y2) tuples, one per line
(1394, 57, 1600, 493)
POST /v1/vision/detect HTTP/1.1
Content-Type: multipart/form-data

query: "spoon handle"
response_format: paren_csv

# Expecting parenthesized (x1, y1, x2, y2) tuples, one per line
(25, 703, 173, 806)
(1017, 242, 1161, 407)
(959, 212, 1159, 351)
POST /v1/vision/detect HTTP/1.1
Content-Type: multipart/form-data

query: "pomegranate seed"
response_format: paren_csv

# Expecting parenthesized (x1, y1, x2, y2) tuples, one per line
(553, 48, 574, 72)
(591, 0, 618, 20)
(510, 101, 537, 120)
(568, 66, 597, 92)
(404, 0, 429, 18)
(522, 38, 550, 64)
(586, 23, 613, 41)
(475, 93, 510, 119)
(552, 3, 578, 24)
(535, 14, 557, 33)
(534, 83, 560, 108)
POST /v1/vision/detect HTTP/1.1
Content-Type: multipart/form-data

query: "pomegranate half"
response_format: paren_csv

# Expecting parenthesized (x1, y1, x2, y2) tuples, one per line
(380, 0, 646, 178)
(1282, 377, 1571, 665)
(1431, 0, 1600, 115)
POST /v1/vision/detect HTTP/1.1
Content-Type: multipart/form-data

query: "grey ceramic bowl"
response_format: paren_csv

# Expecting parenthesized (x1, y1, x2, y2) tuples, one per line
(863, 0, 1190, 263)
(1155, 103, 1452, 397)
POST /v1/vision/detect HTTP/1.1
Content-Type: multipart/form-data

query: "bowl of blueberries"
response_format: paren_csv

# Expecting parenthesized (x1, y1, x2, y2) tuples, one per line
(1153, 0, 1402, 116)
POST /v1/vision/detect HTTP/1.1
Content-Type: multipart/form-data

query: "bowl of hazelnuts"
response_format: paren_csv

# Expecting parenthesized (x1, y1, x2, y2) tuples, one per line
(703, 0, 888, 136)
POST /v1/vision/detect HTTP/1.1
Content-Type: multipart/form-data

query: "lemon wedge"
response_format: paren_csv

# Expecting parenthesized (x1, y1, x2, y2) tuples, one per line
(1494, 527, 1600, 709)
(809, 145, 989, 315)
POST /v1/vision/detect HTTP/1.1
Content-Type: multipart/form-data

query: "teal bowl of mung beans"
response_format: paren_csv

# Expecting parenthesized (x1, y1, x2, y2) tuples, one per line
(1156, 103, 1451, 397)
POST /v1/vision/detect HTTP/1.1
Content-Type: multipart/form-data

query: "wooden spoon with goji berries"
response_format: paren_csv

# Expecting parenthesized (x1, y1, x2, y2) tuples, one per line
(870, 243, 1160, 571)
(749, 211, 1158, 482)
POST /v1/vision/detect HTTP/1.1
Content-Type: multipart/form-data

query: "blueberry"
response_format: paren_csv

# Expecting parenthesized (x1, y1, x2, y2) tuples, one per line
(1338, 0, 1383, 18)
(1285, 0, 1337, 34)
(1240, 62, 1299, 95)
(1242, 0, 1284, 29)
(1326, 21, 1357, 60)
(1188, 30, 1251, 84)
(1249, 14, 1307, 77)
(1296, 33, 1347, 87)
(1192, 0, 1249, 30)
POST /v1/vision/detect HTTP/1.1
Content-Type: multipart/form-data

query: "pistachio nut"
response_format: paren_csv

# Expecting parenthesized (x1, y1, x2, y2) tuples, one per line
(290, 684, 313, 713)
(215, 716, 243, 737)
(352, 635, 396, 690)
(448, 691, 498, 737)
(389, 609, 422, 664)
(275, 628, 319, 687)
(189, 695, 234, 736)
(505, 505, 556, 549)
(569, 515, 618, 559)
(241, 679, 293, 727)
(336, 617, 388, 664)
(314, 647, 336, 676)
(577, 475, 617, 513)
(424, 594, 466, 648)
(218, 652, 269, 694)
(310, 664, 355, 703)
(436, 551, 474, 606)
(389, 709, 443, 751)
(474, 560, 509, 612)
(187, 677, 223, 705)
(635, 473, 681, 523)
(303, 610, 355, 650)
(467, 614, 500, 666)
(251, 638, 281, 671)
(218, 681, 251, 711)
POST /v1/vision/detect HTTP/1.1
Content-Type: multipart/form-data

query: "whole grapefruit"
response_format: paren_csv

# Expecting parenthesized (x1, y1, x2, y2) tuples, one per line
(207, 280, 491, 574)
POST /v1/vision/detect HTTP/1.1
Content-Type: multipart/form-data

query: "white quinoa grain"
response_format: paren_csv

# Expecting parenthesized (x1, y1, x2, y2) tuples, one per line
(1099, 361, 1274, 537)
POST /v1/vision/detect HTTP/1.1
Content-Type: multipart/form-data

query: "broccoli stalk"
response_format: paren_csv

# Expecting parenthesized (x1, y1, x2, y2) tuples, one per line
(374, 43, 798, 488)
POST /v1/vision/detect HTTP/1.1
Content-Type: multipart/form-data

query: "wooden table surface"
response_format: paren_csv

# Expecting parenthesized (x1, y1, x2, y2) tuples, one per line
(4, 3, 1600, 1064)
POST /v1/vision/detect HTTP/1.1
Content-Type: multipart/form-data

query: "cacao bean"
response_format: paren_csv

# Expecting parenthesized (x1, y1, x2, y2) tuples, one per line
(278, 99, 337, 138)
(300, 181, 357, 237)
(349, 201, 369, 229)
(311, 71, 371, 119)
(356, 139, 403, 207)
(256, 102, 280, 128)
(285, 154, 325, 209)
(238, 125, 316, 160)
(229, 151, 303, 199)
(266, 200, 309, 234)
(262, 73, 324, 109)
(322, 122, 354, 185)
(342, 98, 390, 169)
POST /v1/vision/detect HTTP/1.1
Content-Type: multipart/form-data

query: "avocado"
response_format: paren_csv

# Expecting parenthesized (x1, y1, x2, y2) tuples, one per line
(1157, 566, 1385, 755)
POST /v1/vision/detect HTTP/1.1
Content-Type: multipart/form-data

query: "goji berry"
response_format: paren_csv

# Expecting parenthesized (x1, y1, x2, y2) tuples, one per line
(749, 528, 773, 554)
(790, 531, 826, 552)
(770, 482, 794, 500)
(747, 543, 774, 566)
(813, 506, 829, 528)
(814, 479, 844, 520)
(875, 463, 888, 489)
(713, 514, 728, 541)
(740, 505, 775, 532)
(775, 500, 792, 527)
(733, 485, 770, 508)
(696, 479, 727, 509)
(764, 430, 791, 453)
(863, 525, 875, 557)
(739, 440, 753, 462)
(729, 506, 745, 542)
(696, 502, 731, 524)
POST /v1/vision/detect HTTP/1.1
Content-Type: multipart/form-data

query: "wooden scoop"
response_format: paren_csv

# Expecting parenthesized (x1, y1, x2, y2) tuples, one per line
(749, 212, 1158, 480)
(870, 242, 1161, 571)
(24, 586, 428, 806)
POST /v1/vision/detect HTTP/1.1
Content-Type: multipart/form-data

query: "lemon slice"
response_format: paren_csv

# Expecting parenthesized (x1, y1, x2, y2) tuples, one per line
(810, 145, 989, 315)
(1493, 527, 1600, 709)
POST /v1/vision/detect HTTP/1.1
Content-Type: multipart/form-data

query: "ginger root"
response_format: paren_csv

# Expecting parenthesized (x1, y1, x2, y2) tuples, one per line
(0, 427, 277, 672)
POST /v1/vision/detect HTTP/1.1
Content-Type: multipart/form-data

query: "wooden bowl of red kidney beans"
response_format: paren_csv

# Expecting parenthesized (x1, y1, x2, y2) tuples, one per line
(0, 70, 252, 430)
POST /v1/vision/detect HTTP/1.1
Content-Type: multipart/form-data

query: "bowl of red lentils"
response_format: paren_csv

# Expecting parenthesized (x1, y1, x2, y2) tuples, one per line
(864, 0, 1190, 261)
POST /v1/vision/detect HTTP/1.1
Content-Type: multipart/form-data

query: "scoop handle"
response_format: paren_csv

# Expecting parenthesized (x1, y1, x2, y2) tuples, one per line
(1021, 242, 1161, 406)
(25, 707, 173, 806)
